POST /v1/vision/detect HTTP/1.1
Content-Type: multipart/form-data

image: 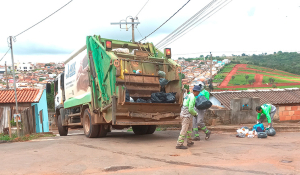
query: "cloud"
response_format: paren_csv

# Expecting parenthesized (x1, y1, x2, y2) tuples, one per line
(247, 7, 256, 16)
(11, 42, 72, 55)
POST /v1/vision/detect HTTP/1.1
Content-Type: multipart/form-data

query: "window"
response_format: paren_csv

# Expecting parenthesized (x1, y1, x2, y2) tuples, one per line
(24, 67, 27, 69)
(15, 66, 17, 69)
(30, 67, 32, 69)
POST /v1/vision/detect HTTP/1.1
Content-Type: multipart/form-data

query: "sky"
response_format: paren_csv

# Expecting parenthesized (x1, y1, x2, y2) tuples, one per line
(0, 0, 299, 64)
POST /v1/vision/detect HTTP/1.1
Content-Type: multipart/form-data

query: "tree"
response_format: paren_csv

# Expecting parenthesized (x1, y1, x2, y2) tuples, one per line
(200, 55, 204, 58)
(272, 84, 277, 88)
(39, 78, 45, 82)
(269, 78, 275, 84)
(231, 76, 235, 81)
(184, 85, 189, 90)
(46, 83, 54, 110)
(248, 79, 256, 85)
(262, 80, 266, 84)
(245, 75, 249, 83)
(242, 53, 246, 56)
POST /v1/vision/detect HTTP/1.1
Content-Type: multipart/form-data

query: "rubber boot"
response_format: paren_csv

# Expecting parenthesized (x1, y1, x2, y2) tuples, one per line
(205, 130, 211, 140)
(187, 142, 194, 147)
(192, 137, 200, 141)
(176, 145, 188, 149)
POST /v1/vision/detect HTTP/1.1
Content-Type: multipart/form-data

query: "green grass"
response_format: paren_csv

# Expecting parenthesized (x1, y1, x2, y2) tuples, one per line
(228, 73, 255, 86)
(238, 69, 300, 81)
(262, 76, 295, 84)
(246, 65, 300, 77)
(213, 73, 227, 83)
(0, 133, 55, 142)
(220, 68, 234, 73)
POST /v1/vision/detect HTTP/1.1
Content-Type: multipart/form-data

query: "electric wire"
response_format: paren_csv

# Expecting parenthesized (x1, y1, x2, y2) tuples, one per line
(14, 0, 73, 37)
(139, 0, 191, 42)
(135, 0, 150, 17)
(136, 27, 144, 40)
(0, 48, 11, 62)
(158, 0, 232, 49)
(155, 0, 217, 48)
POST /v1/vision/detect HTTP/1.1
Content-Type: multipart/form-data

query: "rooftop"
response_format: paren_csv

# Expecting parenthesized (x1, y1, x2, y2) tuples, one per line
(0, 88, 43, 103)
(211, 88, 300, 109)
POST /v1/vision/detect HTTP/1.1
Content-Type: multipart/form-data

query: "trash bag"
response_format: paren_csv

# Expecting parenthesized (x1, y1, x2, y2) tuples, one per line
(158, 71, 166, 78)
(125, 89, 130, 102)
(241, 126, 249, 130)
(257, 132, 267, 138)
(146, 99, 152, 103)
(151, 92, 176, 103)
(166, 92, 176, 103)
(159, 78, 169, 92)
(136, 98, 147, 103)
(267, 127, 276, 136)
(253, 123, 264, 132)
(130, 97, 134, 103)
(195, 95, 212, 110)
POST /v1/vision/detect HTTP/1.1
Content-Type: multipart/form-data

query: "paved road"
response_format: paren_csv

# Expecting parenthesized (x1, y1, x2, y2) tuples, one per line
(1, 130, 300, 175)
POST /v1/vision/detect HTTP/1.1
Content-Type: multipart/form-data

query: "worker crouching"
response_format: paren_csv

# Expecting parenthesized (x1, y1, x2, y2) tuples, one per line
(176, 85, 201, 149)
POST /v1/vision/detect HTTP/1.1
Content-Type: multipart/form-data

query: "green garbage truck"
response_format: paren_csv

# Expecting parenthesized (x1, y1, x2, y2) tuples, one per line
(54, 35, 183, 137)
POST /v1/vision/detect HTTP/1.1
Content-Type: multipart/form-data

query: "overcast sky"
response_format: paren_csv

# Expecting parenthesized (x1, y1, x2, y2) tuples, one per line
(0, 0, 299, 64)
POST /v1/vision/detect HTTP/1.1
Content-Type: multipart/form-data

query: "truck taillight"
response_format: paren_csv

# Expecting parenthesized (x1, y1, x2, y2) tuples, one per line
(165, 48, 171, 58)
(106, 40, 112, 51)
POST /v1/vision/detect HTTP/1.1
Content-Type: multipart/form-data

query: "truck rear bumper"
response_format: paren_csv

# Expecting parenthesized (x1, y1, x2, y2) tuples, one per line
(114, 119, 181, 125)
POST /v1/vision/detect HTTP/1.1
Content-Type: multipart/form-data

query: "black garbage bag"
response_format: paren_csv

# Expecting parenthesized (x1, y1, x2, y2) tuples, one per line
(267, 127, 276, 136)
(151, 92, 176, 103)
(146, 99, 152, 103)
(136, 98, 147, 103)
(195, 96, 212, 110)
(257, 132, 268, 138)
(125, 89, 130, 102)
(166, 92, 176, 103)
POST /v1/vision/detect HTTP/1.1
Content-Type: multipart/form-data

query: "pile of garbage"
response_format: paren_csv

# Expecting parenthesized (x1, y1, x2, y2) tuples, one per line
(236, 124, 276, 138)
(124, 71, 177, 104)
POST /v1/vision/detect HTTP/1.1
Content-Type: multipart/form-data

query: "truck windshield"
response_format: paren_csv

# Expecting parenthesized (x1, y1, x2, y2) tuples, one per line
(54, 80, 58, 95)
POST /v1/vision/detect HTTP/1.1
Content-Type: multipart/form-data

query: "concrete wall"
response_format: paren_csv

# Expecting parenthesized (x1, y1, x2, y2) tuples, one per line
(278, 106, 300, 121)
(230, 97, 260, 124)
(31, 90, 49, 133)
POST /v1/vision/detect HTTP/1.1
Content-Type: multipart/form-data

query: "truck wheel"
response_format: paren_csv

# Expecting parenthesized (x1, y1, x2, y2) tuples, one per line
(132, 125, 149, 135)
(58, 114, 68, 136)
(146, 125, 156, 134)
(83, 108, 99, 138)
(98, 125, 108, 138)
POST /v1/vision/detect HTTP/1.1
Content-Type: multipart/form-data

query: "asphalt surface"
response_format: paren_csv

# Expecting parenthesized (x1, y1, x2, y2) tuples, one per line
(1, 129, 300, 175)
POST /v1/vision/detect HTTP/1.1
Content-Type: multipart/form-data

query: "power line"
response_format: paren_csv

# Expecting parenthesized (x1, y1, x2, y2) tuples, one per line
(136, 27, 144, 40)
(135, 0, 150, 17)
(0, 48, 11, 62)
(14, 0, 73, 37)
(173, 50, 300, 56)
(155, 0, 216, 48)
(158, 0, 232, 49)
(139, 0, 191, 42)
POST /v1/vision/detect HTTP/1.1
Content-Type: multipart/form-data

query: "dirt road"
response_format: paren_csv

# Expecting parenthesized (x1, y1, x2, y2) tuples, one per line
(1, 130, 300, 174)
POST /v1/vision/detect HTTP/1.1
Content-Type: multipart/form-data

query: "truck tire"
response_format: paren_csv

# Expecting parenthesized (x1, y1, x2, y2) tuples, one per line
(146, 125, 156, 134)
(83, 108, 99, 138)
(58, 114, 68, 136)
(98, 125, 108, 138)
(132, 125, 149, 135)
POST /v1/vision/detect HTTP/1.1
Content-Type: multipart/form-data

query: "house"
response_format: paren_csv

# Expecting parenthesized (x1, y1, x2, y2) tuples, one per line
(0, 88, 49, 133)
(210, 88, 300, 124)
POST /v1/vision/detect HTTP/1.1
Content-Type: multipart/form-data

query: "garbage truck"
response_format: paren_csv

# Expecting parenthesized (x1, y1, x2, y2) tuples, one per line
(54, 35, 183, 137)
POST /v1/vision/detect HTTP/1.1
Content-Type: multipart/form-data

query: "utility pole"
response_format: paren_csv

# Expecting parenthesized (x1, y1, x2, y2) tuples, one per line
(131, 18, 135, 43)
(9, 36, 20, 137)
(210, 52, 212, 80)
(111, 16, 140, 43)
(5, 61, 9, 89)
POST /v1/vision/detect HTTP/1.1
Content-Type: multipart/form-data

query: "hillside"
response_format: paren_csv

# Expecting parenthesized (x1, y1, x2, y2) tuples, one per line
(215, 64, 300, 90)
(233, 51, 300, 75)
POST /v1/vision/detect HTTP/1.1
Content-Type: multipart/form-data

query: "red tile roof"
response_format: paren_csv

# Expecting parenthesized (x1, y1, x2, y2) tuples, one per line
(0, 88, 43, 103)
(211, 88, 300, 109)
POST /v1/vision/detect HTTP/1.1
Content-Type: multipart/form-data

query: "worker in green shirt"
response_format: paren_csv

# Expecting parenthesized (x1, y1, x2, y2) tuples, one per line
(256, 104, 277, 129)
(193, 82, 211, 141)
(176, 85, 201, 149)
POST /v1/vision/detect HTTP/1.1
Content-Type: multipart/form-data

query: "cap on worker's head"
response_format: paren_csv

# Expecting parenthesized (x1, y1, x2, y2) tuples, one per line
(193, 85, 202, 92)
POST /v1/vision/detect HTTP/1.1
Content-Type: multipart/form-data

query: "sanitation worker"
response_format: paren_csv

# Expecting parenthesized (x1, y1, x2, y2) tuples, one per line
(256, 104, 277, 129)
(176, 85, 201, 149)
(192, 82, 211, 141)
